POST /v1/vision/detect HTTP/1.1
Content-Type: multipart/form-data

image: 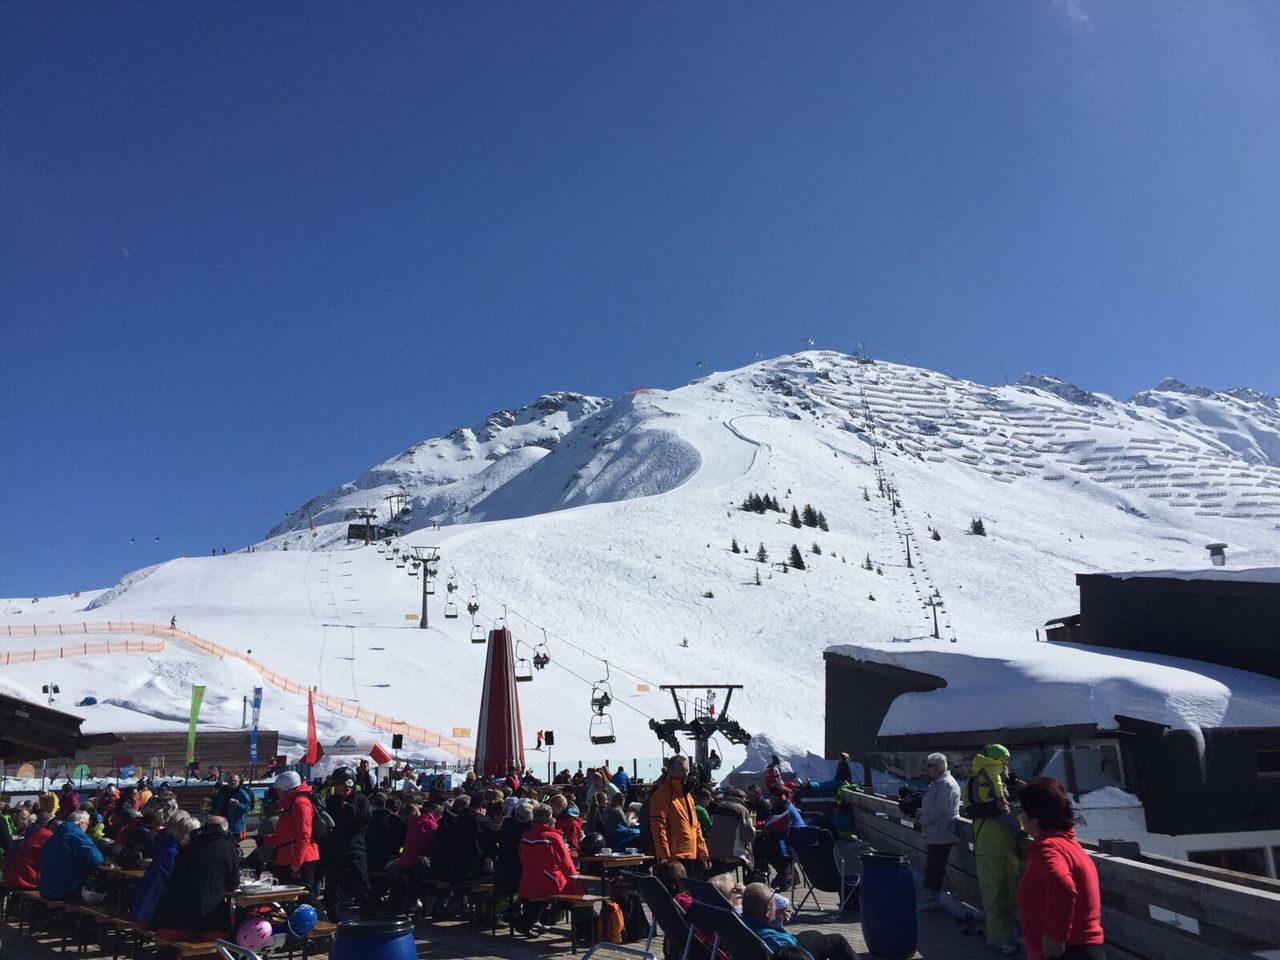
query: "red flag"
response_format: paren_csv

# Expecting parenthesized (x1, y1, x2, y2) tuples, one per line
(369, 741, 392, 765)
(305, 690, 324, 765)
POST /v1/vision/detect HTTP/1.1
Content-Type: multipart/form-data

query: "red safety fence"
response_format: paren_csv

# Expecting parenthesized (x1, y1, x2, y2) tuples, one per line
(1, 621, 474, 759)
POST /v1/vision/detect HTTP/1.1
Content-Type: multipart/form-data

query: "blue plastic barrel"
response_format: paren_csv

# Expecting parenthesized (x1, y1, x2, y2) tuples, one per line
(859, 849, 918, 959)
(330, 916, 416, 960)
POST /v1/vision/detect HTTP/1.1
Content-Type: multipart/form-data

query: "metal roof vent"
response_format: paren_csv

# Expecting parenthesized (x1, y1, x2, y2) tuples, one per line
(1205, 542, 1228, 567)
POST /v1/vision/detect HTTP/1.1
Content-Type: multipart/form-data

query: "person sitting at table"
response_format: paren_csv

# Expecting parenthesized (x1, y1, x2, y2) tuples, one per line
(602, 791, 641, 851)
(387, 802, 438, 913)
(2, 810, 54, 891)
(132, 813, 198, 928)
(753, 788, 803, 890)
(38, 810, 104, 901)
(149, 816, 240, 943)
(516, 803, 584, 936)
(77, 801, 106, 841)
(741, 882, 856, 960)
(495, 800, 533, 898)
(115, 809, 162, 867)
(549, 792, 583, 858)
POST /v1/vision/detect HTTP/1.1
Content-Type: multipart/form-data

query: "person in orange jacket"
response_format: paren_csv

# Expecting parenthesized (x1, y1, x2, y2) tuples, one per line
(265, 772, 320, 897)
(649, 755, 709, 875)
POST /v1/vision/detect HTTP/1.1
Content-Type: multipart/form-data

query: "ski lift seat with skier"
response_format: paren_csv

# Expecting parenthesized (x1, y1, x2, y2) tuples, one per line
(590, 662, 614, 712)
(467, 596, 479, 616)
(589, 713, 616, 745)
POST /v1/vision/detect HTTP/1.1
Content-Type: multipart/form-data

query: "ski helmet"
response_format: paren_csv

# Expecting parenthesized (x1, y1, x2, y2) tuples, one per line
(236, 918, 274, 949)
(286, 903, 319, 938)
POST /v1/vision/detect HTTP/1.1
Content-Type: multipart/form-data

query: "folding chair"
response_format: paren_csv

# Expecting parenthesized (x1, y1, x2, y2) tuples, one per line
(620, 871, 711, 960)
(680, 877, 733, 909)
(785, 826, 859, 914)
(706, 906, 774, 960)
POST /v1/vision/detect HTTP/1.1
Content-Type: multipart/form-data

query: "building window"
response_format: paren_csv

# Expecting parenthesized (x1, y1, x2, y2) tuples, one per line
(1188, 847, 1269, 878)
(1257, 750, 1280, 778)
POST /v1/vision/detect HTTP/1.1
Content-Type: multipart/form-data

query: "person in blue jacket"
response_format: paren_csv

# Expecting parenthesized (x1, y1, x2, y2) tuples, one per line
(741, 882, 856, 960)
(38, 811, 104, 901)
(131, 813, 197, 928)
(611, 765, 631, 794)
(209, 775, 254, 839)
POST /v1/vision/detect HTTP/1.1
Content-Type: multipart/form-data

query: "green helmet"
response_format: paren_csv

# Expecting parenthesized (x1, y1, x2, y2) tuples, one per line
(983, 743, 1010, 761)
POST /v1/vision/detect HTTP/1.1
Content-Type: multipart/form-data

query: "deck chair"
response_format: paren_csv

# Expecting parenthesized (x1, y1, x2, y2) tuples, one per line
(785, 826, 859, 914)
(704, 905, 775, 960)
(680, 877, 733, 908)
(215, 942, 262, 960)
(620, 870, 711, 960)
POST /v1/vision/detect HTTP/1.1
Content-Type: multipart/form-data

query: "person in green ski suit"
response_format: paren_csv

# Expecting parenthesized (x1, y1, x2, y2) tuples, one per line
(970, 744, 1022, 956)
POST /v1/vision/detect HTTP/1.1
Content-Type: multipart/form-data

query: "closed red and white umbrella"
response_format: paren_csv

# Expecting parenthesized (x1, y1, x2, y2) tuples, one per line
(474, 626, 525, 778)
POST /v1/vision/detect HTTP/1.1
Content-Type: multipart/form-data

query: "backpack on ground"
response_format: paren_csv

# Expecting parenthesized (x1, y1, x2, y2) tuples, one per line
(614, 889, 648, 943)
(597, 900, 625, 944)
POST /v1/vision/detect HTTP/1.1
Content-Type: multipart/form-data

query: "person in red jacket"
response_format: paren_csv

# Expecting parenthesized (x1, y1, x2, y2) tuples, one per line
(2, 818, 54, 890)
(1016, 777, 1105, 960)
(516, 804, 585, 936)
(266, 771, 320, 897)
(549, 792, 583, 858)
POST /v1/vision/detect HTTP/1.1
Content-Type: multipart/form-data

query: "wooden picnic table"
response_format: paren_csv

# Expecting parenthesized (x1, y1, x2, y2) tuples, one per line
(228, 884, 307, 909)
(96, 863, 147, 881)
(578, 853, 654, 895)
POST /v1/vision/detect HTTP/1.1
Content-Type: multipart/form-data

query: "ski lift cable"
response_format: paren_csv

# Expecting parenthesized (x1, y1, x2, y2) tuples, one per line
(448, 567, 662, 690)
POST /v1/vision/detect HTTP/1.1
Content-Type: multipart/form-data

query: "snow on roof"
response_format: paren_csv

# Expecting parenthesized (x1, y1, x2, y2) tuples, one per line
(1093, 567, 1280, 584)
(826, 639, 1280, 737)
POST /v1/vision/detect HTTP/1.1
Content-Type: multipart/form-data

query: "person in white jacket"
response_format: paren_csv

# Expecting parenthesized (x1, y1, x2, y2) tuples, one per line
(917, 752, 961, 908)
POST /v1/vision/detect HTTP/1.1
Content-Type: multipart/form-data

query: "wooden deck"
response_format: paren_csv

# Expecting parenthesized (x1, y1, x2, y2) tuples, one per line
(1, 903, 996, 960)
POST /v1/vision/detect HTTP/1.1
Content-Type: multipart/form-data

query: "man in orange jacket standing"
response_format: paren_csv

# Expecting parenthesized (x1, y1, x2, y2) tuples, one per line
(649, 754, 709, 877)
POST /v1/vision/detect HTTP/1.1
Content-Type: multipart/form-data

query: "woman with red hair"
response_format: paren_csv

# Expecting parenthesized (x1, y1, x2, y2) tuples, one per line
(1016, 777, 1105, 959)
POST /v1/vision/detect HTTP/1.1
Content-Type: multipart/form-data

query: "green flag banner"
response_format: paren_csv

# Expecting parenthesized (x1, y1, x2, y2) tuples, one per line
(186, 685, 206, 765)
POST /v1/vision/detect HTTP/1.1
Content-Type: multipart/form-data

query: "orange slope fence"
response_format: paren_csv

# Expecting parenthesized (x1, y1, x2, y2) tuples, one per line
(2, 620, 474, 760)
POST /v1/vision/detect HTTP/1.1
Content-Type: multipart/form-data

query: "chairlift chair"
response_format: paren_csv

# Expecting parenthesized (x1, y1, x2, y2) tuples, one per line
(533, 628, 550, 669)
(396, 557, 406, 569)
(407, 562, 419, 577)
(515, 657, 533, 682)
(590, 661, 614, 712)
(470, 620, 486, 643)
(426, 578, 435, 594)
(444, 601, 459, 619)
(467, 596, 479, 616)
(589, 712, 616, 745)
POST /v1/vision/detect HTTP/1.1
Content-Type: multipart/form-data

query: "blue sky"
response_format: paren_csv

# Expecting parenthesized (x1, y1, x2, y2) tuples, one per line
(2, 2, 1277, 597)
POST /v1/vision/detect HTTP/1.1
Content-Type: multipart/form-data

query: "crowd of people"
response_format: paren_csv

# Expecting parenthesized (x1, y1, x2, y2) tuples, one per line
(0, 746, 1104, 959)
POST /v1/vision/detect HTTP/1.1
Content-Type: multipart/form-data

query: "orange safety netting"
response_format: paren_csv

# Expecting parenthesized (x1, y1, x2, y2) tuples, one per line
(1, 621, 474, 759)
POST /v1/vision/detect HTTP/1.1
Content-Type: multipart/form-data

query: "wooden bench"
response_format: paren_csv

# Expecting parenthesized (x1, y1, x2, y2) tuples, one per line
(298, 919, 338, 959)
(154, 935, 223, 957)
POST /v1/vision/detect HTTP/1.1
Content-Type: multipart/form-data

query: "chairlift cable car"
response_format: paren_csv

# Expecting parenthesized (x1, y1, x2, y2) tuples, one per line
(470, 616, 486, 643)
(444, 600, 459, 619)
(590, 661, 614, 713)
(407, 561, 419, 577)
(533, 627, 551, 670)
(514, 641, 534, 683)
(467, 595, 479, 616)
(589, 712, 616, 745)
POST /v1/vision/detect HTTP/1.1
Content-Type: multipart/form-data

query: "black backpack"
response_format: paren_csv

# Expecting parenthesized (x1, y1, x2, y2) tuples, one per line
(297, 793, 335, 840)
(614, 889, 648, 944)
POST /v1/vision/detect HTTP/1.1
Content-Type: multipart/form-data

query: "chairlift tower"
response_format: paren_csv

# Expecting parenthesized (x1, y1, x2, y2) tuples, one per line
(649, 683, 750, 770)
(409, 546, 440, 629)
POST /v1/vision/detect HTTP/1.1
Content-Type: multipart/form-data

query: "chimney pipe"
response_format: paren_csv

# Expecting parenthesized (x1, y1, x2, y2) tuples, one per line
(1205, 543, 1228, 567)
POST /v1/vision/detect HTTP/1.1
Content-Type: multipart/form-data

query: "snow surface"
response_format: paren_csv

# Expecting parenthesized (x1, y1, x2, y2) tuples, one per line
(5, 352, 1280, 771)
(1100, 566, 1280, 583)
(1075, 786, 1144, 809)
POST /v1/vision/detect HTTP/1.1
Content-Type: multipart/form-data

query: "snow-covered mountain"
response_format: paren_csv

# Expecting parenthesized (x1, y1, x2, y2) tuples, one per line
(5, 352, 1280, 774)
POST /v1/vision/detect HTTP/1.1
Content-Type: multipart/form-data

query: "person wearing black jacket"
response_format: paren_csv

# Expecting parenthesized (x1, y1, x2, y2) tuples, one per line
(448, 798, 499, 885)
(355, 760, 377, 795)
(149, 817, 240, 941)
(494, 801, 533, 896)
(321, 767, 376, 921)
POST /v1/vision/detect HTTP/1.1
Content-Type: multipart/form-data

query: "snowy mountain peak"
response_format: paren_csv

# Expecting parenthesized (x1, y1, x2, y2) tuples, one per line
(1015, 373, 1104, 407)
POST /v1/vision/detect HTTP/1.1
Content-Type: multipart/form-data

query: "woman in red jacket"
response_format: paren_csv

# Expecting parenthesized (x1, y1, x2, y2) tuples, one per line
(266, 772, 320, 896)
(516, 804, 584, 935)
(1016, 777, 1105, 960)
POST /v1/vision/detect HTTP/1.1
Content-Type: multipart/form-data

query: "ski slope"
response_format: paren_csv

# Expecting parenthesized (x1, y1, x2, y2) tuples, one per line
(5, 352, 1280, 772)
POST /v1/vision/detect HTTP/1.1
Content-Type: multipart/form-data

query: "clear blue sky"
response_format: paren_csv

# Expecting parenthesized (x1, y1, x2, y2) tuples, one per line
(2, 2, 1277, 598)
